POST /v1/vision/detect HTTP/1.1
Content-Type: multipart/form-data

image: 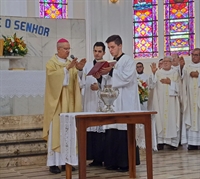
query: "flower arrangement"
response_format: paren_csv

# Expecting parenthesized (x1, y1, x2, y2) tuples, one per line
(137, 79, 148, 104)
(2, 33, 28, 56)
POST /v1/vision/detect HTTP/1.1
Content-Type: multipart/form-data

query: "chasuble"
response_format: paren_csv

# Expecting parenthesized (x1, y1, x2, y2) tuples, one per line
(43, 55, 82, 152)
(181, 63, 200, 145)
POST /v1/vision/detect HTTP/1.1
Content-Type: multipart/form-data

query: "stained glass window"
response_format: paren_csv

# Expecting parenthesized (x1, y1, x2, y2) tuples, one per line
(39, 0, 68, 19)
(133, 0, 158, 58)
(164, 0, 194, 56)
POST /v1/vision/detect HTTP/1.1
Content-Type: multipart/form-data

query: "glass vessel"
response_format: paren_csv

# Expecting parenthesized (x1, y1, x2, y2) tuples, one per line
(97, 85, 119, 112)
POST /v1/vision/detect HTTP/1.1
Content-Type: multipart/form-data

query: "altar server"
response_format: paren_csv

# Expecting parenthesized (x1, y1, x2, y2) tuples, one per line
(98, 35, 140, 172)
(82, 42, 106, 166)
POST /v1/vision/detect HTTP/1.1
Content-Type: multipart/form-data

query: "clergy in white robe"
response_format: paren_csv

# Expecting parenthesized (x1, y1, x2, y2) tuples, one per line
(148, 56, 181, 150)
(136, 62, 158, 150)
(82, 42, 106, 166)
(43, 38, 86, 174)
(171, 53, 185, 144)
(181, 48, 200, 150)
(136, 62, 149, 110)
(98, 35, 140, 172)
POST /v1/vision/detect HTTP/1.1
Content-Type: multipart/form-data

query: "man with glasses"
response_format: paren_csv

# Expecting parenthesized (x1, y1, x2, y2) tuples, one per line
(136, 62, 149, 84)
(181, 48, 200, 150)
(149, 56, 181, 150)
(136, 62, 149, 111)
(43, 38, 86, 174)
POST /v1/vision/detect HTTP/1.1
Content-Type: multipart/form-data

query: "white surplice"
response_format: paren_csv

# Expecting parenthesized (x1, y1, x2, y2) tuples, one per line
(148, 68, 181, 147)
(137, 73, 149, 83)
(181, 63, 200, 145)
(102, 54, 141, 130)
(82, 61, 105, 132)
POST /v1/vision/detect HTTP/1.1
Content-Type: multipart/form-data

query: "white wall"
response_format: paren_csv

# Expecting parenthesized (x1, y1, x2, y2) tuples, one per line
(0, 0, 27, 17)
(84, 0, 133, 62)
(71, 0, 133, 62)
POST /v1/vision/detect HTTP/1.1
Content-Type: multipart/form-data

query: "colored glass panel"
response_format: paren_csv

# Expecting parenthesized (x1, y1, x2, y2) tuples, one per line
(164, 0, 194, 56)
(133, 0, 158, 58)
(135, 22, 153, 37)
(40, 0, 67, 19)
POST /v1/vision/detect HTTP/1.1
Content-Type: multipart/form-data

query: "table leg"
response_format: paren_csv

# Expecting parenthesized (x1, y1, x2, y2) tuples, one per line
(66, 164, 72, 179)
(144, 118, 153, 179)
(127, 124, 136, 178)
(77, 120, 87, 179)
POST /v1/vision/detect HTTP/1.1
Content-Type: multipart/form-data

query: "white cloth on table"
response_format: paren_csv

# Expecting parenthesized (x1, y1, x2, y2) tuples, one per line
(47, 111, 148, 166)
(0, 70, 45, 98)
(47, 114, 78, 166)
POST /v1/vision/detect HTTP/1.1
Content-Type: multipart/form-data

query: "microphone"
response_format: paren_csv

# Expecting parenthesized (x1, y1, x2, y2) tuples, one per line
(70, 55, 75, 59)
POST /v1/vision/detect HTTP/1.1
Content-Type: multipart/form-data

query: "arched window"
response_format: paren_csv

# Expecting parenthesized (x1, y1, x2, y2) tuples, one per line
(133, 0, 158, 58)
(39, 0, 68, 19)
(164, 0, 194, 56)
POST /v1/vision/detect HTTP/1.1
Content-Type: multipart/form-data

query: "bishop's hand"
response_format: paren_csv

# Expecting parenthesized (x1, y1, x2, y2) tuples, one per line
(76, 58, 86, 71)
(66, 58, 77, 70)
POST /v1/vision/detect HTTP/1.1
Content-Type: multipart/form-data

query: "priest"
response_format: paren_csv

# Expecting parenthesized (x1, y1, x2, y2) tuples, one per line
(43, 38, 86, 174)
(181, 48, 200, 150)
(148, 56, 181, 150)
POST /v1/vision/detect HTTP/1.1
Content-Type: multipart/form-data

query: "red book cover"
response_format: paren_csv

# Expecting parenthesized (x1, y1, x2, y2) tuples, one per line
(87, 60, 116, 76)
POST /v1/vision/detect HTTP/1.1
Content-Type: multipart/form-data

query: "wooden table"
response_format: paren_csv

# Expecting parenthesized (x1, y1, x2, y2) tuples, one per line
(67, 111, 156, 179)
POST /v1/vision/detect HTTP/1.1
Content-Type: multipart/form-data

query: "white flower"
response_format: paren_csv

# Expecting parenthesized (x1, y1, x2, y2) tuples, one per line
(137, 79, 145, 90)
(11, 37, 14, 42)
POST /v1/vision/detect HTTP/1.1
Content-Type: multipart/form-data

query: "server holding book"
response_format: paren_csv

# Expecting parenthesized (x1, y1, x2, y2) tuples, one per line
(93, 35, 140, 172)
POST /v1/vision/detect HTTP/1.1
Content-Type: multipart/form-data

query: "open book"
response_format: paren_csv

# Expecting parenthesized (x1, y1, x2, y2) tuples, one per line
(87, 60, 116, 76)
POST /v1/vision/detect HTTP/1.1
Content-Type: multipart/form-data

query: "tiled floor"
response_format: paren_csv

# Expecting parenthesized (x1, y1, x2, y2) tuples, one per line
(0, 145, 200, 179)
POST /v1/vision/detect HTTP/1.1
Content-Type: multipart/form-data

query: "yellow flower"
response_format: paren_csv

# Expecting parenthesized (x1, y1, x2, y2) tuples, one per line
(2, 33, 28, 56)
